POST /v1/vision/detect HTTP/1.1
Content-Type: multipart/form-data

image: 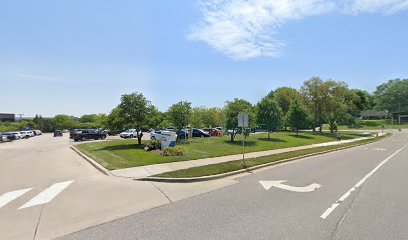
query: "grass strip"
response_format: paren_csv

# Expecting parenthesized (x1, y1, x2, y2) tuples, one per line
(154, 134, 391, 178)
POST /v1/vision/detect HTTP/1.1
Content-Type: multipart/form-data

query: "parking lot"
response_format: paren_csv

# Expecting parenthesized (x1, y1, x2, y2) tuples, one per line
(0, 133, 236, 239)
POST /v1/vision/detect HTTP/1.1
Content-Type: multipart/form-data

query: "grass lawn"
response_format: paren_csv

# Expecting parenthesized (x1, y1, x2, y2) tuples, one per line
(155, 134, 390, 178)
(323, 119, 408, 130)
(76, 131, 369, 170)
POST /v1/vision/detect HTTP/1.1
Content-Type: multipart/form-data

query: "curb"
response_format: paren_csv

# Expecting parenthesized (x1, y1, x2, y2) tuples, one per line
(139, 134, 391, 183)
(70, 146, 112, 176)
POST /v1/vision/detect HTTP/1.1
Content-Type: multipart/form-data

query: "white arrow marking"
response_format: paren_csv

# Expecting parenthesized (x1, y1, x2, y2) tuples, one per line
(19, 180, 73, 209)
(259, 180, 321, 193)
(0, 188, 32, 209)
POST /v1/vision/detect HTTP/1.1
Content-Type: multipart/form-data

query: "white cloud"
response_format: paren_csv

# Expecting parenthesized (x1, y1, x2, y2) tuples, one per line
(344, 0, 408, 14)
(188, 0, 335, 60)
(17, 73, 59, 82)
(188, 0, 408, 61)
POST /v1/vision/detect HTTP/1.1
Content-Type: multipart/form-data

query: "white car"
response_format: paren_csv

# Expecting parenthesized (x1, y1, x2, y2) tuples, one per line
(33, 130, 42, 136)
(10, 132, 21, 140)
(120, 129, 141, 139)
(20, 131, 34, 139)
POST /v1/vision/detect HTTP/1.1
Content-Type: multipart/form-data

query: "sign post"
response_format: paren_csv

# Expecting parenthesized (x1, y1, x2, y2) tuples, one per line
(238, 113, 249, 167)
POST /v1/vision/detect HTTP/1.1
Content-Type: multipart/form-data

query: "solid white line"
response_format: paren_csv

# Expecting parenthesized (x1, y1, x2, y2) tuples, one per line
(320, 142, 408, 219)
(0, 188, 32, 209)
(18, 181, 74, 209)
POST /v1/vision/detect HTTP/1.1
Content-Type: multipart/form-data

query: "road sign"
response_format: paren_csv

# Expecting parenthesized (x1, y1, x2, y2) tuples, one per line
(238, 113, 248, 127)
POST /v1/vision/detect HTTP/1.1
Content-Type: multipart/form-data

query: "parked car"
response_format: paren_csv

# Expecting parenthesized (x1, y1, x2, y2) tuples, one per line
(0, 133, 8, 142)
(1, 132, 17, 141)
(192, 128, 210, 138)
(70, 129, 83, 139)
(166, 126, 175, 132)
(176, 130, 189, 139)
(10, 132, 21, 140)
(226, 129, 242, 136)
(33, 130, 42, 136)
(54, 130, 63, 137)
(120, 129, 140, 139)
(251, 126, 267, 133)
(73, 129, 107, 142)
(203, 128, 220, 137)
(20, 130, 34, 139)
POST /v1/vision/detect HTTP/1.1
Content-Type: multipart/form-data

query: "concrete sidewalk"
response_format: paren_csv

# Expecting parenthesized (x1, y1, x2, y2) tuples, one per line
(111, 134, 380, 179)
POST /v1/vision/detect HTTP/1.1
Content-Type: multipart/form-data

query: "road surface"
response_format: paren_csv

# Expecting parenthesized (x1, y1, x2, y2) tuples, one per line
(62, 131, 408, 240)
(0, 134, 233, 240)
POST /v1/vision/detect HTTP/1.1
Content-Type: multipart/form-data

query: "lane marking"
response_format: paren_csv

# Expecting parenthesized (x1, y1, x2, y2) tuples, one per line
(320, 142, 408, 219)
(18, 181, 74, 209)
(260, 180, 321, 192)
(0, 188, 32, 209)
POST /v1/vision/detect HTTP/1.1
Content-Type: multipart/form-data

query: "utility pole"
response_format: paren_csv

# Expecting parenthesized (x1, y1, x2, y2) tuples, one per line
(398, 102, 401, 126)
(17, 114, 24, 122)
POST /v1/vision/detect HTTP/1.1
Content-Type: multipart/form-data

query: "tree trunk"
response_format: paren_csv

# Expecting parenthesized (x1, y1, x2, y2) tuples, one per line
(268, 130, 270, 139)
(297, 129, 299, 136)
(313, 114, 317, 133)
(230, 129, 235, 142)
(136, 129, 142, 145)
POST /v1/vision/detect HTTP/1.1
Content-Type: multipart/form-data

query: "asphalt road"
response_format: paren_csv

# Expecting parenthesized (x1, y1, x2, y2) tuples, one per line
(0, 133, 236, 240)
(62, 131, 408, 240)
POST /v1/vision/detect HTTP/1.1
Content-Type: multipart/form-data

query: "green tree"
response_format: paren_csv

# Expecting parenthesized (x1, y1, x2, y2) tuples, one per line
(286, 100, 310, 136)
(256, 97, 283, 138)
(118, 92, 157, 145)
(166, 101, 192, 135)
(224, 98, 254, 141)
(190, 107, 206, 128)
(300, 77, 326, 132)
(53, 115, 75, 130)
(273, 87, 302, 130)
(105, 107, 127, 135)
(374, 78, 408, 114)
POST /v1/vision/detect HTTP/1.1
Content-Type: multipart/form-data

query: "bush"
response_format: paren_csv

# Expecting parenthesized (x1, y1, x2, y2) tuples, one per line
(161, 146, 186, 156)
(144, 140, 161, 151)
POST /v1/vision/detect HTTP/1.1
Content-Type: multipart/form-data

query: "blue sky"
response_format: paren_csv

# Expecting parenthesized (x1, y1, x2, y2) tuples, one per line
(1, 0, 407, 117)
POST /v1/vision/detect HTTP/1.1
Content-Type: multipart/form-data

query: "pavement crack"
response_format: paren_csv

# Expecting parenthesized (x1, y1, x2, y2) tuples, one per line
(329, 187, 360, 240)
(150, 182, 173, 203)
(32, 203, 46, 240)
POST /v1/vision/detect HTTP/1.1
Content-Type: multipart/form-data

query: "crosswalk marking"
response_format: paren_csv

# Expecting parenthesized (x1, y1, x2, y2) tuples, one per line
(18, 181, 74, 209)
(0, 188, 32, 209)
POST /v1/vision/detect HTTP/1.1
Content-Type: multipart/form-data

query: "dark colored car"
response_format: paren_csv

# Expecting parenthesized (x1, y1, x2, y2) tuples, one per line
(192, 128, 210, 138)
(70, 129, 83, 139)
(176, 130, 189, 139)
(54, 130, 63, 137)
(73, 129, 107, 142)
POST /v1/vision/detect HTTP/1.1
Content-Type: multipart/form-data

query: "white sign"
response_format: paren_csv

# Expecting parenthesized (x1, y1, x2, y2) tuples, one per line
(238, 113, 248, 127)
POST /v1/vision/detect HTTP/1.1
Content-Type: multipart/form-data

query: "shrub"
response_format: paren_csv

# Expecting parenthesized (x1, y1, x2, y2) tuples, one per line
(144, 140, 161, 151)
(161, 146, 186, 156)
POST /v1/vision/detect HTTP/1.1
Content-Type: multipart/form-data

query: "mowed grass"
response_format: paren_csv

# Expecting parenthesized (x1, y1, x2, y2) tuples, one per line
(323, 119, 408, 130)
(155, 134, 390, 178)
(76, 131, 368, 170)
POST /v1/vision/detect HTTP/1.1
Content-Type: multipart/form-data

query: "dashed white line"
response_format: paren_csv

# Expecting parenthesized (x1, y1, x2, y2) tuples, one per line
(18, 180, 74, 209)
(0, 188, 32, 209)
(320, 142, 408, 219)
